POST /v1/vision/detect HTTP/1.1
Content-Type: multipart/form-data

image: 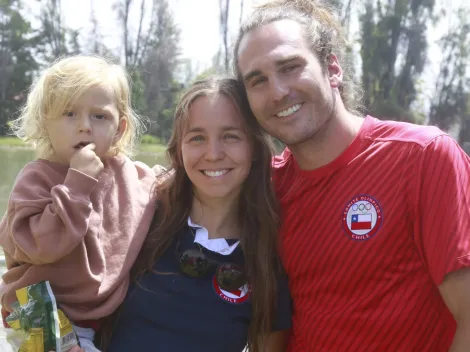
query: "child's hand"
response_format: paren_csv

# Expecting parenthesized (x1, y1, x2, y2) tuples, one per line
(70, 143, 104, 178)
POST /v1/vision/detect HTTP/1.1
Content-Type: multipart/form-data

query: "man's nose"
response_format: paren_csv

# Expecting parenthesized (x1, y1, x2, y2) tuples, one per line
(269, 77, 289, 103)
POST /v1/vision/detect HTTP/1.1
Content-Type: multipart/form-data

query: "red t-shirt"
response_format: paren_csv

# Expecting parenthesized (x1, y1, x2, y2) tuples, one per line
(274, 116, 470, 351)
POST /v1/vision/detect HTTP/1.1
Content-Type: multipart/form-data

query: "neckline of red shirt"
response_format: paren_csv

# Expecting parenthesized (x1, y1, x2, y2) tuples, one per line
(282, 115, 374, 179)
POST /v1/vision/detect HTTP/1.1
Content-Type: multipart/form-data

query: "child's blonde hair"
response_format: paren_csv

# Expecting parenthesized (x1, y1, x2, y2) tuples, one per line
(10, 55, 144, 158)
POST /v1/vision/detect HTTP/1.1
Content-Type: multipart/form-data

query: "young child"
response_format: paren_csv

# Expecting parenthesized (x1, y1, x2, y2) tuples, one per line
(0, 56, 157, 351)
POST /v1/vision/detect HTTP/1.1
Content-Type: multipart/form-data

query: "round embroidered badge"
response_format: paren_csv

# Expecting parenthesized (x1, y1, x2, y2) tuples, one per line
(342, 195, 383, 241)
(212, 275, 251, 304)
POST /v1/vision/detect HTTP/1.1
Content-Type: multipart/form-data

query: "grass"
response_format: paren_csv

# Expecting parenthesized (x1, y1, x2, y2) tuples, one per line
(138, 143, 166, 154)
(0, 136, 166, 154)
(0, 136, 28, 146)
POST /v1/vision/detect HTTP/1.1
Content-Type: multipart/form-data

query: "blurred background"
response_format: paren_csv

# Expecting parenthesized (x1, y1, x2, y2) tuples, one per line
(0, 0, 469, 148)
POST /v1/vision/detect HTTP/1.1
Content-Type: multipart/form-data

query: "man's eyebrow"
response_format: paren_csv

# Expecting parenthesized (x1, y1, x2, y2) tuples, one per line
(242, 56, 303, 83)
(275, 56, 302, 67)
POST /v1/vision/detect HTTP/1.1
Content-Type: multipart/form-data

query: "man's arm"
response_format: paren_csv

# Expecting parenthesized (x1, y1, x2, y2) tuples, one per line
(439, 267, 470, 352)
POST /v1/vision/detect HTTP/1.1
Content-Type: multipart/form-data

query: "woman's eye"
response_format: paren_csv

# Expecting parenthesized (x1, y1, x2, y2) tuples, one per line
(224, 134, 239, 140)
(189, 135, 204, 142)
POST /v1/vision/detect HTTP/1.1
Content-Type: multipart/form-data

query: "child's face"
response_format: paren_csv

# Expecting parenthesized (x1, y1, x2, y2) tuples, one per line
(45, 85, 125, 165)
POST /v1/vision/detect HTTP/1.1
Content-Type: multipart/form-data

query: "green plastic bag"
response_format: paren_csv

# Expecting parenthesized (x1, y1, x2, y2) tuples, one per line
(5, 281, 80, 351)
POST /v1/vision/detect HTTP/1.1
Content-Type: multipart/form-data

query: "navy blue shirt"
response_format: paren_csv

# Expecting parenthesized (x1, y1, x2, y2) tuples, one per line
(108, 226, 292, 352)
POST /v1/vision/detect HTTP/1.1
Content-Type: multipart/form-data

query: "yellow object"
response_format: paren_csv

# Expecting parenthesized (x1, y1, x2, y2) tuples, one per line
(5, 281, 80, 352)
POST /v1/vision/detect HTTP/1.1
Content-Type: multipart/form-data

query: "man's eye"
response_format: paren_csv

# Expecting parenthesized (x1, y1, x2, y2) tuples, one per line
(252, 77, 266, 87)
(283, 64, 299, 73)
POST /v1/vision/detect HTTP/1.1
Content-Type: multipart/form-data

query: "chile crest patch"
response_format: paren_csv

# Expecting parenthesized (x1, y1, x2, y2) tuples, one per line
(342, 195, 383, 241)
(212, 275, 251, 304)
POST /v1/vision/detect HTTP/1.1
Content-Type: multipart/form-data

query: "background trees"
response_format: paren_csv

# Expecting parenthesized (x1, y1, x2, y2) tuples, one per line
(0, 0, 468, 152)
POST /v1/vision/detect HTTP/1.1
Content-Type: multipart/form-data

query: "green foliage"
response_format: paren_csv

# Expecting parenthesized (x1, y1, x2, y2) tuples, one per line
(129, 69, 148, 116)
(140, 134, 161, 145)
(0, 0, 37, 134)
(194, 67, 220, 82)
(0, 0, 469, 153)
(115, 0, 183, 143)
(429, 6, 470, 144)
(137, 142, 167, 154)
(0, 136, 26, 146)
(32, 0, 73, 64)
(360, 0, 434, 123)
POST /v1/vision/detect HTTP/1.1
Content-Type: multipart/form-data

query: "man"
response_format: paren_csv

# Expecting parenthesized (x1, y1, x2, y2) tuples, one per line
(234, 0, 470, 351)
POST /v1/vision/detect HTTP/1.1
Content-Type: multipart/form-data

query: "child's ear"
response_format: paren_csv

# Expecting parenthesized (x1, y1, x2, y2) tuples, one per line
(114, 117, 127, 143)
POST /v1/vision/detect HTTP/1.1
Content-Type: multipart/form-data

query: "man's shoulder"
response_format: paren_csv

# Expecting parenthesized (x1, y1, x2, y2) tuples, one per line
(368, 117, 446, 148)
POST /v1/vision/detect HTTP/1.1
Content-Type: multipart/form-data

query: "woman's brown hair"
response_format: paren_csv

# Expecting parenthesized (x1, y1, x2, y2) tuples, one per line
(101, 77, 282, 351)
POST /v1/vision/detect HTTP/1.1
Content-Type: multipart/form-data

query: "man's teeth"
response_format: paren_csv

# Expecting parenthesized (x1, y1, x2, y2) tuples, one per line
(203, 170, 229, 177)
(277, 103, 302, 118)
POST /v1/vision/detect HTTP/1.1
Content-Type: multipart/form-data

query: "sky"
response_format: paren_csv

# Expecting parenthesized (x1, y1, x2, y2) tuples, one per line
(26, 0, 462, 73)
(55, 0, 257, 72)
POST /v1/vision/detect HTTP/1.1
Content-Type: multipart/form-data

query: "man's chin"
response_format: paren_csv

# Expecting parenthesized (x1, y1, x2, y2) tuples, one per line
(273, 130, 315, 147)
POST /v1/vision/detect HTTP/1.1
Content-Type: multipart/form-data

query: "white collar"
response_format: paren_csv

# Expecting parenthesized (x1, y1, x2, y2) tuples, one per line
(187, 217, 240, 256)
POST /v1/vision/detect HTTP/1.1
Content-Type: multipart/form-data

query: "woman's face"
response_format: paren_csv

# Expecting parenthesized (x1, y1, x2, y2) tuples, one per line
(181, 94, 253, 204)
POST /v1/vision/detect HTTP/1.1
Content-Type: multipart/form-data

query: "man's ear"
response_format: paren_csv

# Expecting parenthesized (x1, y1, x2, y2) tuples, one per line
(114, 117, 127, 143)
(328, 54, 343, 89)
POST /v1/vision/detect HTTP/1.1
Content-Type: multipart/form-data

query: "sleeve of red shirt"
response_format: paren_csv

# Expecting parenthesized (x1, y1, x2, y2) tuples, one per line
(413, 134, 470, 286)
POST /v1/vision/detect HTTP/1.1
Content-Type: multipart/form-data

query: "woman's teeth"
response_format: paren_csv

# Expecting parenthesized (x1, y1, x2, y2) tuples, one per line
(203, 169, 229, 177)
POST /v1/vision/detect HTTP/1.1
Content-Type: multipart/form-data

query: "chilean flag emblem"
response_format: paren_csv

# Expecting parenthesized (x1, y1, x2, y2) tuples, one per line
(343, 196, 383, 241)
(351, 213, 372, 230)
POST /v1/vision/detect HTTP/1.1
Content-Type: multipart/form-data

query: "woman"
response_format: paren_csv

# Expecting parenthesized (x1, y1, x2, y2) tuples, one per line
(74, 77, 291, 352)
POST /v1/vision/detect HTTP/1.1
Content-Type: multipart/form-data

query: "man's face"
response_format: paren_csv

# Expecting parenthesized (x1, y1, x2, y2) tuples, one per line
(237, 19, 342, 146)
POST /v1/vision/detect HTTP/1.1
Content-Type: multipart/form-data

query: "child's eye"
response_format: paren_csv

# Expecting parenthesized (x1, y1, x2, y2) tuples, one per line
(93, 114, 106, 120)
(63, 111, 76, 117)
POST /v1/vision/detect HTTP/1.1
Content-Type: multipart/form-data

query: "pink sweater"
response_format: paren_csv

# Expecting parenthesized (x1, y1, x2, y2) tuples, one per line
(0, 156, 157, 320)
